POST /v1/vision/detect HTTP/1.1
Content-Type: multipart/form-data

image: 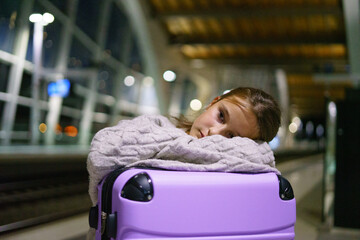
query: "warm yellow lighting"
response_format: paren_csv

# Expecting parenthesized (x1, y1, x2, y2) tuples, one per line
(289, 122, 298, 133)
(328, 101, 337, 118)
(292, 116, 301, 126)
(55, 124, 62, 134)
(65, 126, 78, 137)
(39, 123, 47, 133)
(143, 76, 154, 87)
(190, 99, 202, 111)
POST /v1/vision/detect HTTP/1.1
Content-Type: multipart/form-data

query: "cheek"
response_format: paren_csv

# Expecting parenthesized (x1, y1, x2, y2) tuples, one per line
(196, 111, 215, 127)
(193, 113, 208, 127)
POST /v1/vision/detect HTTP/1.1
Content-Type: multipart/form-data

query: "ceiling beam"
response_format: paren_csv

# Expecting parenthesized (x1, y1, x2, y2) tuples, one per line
(156, 7, 342, 19)
(170, 35, 346, 45)
(192, 57, 347, 67)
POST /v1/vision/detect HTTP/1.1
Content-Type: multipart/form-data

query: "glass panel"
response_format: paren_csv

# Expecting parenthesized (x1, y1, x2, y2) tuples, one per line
(120, 72, 141, 103)
(13, 105, 30, 144)
(76, 0, 99, 41)
(98, 65, 114, 95)
(129, 40, 143, 70)
(106, 3, 129, 61)
(0, 0, 20, 53)
(0, 63, 10, 92)
(50, 0, 68, 15)
(62, 79, 84, 109)
(180, 78, 197, 114)
(42, 20, 62, 68)
(19, 72, 32, 97)
(56, 115, 80, 144)
(68, 36, 93, 68)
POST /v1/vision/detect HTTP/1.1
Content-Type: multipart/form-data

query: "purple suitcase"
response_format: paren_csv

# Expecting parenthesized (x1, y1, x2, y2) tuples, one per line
(89, 168, 296, 240)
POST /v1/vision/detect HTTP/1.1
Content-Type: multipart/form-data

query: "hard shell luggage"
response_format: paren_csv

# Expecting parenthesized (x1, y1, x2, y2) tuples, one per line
(89, 168, 296, 240)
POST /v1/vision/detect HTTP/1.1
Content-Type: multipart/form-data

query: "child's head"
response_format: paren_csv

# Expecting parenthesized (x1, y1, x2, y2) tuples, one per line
(183, 87, 281, 142)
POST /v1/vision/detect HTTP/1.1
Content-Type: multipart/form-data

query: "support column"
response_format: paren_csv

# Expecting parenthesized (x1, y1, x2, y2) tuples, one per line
(30, 21, 44, 145)
(275, 69, 290, 148)
(110, 26, 133, 125)
(343, 0, 360, 87)
(45, 0, 78, 145)
(1, 0, 34, 145)
(168, 76, 184, 117)
(119, 0, 167, 114)
(79, 74, 98, 145)
(78, 0, 112, 145)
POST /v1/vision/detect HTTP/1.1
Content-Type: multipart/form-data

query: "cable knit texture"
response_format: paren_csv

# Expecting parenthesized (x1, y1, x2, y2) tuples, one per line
(87, 115, 280, 205)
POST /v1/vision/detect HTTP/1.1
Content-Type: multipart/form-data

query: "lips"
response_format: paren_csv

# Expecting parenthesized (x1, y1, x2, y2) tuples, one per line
(199, 131, 205, 138)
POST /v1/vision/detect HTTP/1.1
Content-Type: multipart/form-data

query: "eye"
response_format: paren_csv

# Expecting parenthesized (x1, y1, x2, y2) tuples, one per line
(218, 110, 225, 123)
(227, 132, 235, 138)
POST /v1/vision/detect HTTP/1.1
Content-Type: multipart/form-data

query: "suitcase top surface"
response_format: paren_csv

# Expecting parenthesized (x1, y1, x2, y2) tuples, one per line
(101, 169, 296, 238)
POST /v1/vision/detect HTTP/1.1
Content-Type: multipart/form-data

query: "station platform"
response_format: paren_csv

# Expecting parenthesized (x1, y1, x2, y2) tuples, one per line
(1, 152, 360, 240)
(0, 145, 89, 160)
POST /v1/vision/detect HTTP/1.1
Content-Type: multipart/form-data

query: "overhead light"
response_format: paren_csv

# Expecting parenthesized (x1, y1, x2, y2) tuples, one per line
(328, 101, 337, 118)
(29, 13, 42, 23)
(124, 75, 135, 86)
(223, 89, 231, 95)
(288, 123, 298, 133)
(190, 99, 202, 111)
(163, 70, 176, 82)
(29, 12, 55, 25)
(291, 116, 301, 126)
(42, 13, 54, 24)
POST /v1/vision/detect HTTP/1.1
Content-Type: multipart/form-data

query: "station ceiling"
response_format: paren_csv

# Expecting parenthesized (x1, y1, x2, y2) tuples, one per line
(147, 0, 354, 120)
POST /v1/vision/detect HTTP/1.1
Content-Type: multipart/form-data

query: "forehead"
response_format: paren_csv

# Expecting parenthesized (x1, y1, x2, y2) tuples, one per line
(223, 96, 250, 109)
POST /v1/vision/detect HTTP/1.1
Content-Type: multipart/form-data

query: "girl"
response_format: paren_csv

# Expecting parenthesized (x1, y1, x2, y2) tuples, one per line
(87, 87, 281, 205)
(179, 87, 281, 142)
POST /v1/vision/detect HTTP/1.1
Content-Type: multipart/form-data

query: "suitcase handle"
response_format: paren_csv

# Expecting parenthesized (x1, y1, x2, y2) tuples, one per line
(88, 205, 117, 239)
(89, 205, 98, 229)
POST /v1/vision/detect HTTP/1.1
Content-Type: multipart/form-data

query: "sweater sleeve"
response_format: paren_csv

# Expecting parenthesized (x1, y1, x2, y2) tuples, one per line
(87, 115, 279, 205)
(86, 115, 184, 204)
(153, 134, 279, 173)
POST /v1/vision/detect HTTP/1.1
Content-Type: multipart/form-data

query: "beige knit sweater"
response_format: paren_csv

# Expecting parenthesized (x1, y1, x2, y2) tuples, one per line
(87, 115, 280, 205)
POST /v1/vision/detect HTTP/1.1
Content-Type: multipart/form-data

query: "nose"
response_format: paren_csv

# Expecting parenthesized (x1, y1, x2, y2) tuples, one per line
(208, 125, 227, 137)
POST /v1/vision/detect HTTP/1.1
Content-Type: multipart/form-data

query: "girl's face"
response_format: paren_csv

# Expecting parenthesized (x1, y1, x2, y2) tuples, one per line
(189, 97, 259, 140)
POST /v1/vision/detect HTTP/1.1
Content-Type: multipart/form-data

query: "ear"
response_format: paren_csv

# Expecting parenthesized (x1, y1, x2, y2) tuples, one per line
(206, 96, 221, 109)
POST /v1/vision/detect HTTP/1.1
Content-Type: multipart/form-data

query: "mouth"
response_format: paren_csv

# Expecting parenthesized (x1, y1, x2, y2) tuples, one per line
(199, 131, 205, 138)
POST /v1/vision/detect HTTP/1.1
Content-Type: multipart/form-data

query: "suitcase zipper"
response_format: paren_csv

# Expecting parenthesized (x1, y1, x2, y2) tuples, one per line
(101, 167, 127, 240)
(100, 166, 158, 239)
(100, 211, 107, 235)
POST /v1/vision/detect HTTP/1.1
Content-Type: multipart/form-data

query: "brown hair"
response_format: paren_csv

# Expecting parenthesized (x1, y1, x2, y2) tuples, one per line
(175, 87, 281, 142)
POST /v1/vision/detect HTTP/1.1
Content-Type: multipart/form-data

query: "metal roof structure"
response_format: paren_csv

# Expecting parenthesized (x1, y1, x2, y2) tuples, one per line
(148, 0, 354, 119)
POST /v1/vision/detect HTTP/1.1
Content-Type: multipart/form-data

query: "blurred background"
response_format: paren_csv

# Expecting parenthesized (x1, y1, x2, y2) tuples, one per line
(0, 0, 360, 239)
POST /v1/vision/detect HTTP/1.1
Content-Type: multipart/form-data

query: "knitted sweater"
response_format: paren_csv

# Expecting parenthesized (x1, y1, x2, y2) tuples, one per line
(87, 115, 280, 205)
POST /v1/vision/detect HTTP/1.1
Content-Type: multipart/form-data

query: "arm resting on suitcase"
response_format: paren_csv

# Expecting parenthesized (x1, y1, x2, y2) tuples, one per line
(87, 115, 280, 205)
